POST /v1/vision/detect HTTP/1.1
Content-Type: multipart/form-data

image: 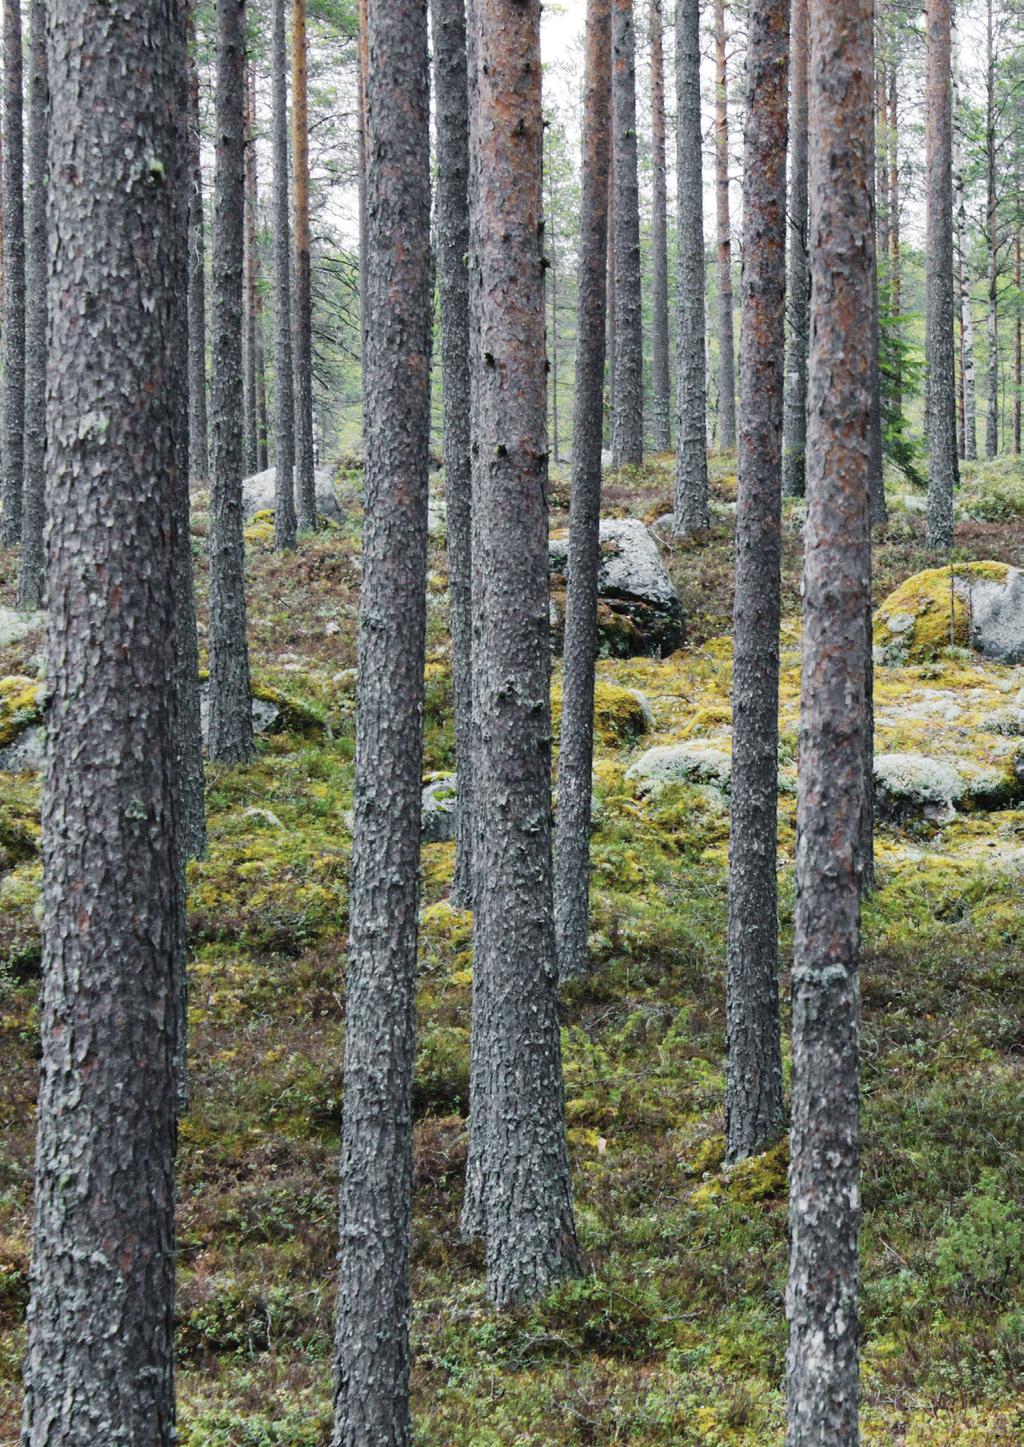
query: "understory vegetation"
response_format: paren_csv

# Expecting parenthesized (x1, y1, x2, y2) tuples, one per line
(1, 455, 1023, 1443)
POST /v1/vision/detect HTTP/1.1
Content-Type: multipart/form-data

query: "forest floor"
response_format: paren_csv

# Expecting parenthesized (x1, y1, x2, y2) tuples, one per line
(1, 454, 1024, 1444)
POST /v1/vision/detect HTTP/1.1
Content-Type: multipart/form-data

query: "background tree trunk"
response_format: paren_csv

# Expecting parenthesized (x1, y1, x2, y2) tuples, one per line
(786, 0, 872, 1433)
(462, 0, 581, 1307)
(208, 0, 256, 763)
(606, 161, 616, 447)
(21, 3, 184, 1437)
(292, 0, 316, 529)
(431, 0, 474, 909)
(1, 0, 24, 547)
(714, 0, 736, 452)
(724, 0, 789, 1167)
(331, 2, 431, 1441)
(271, 0, 297, 550)
(649, 0, 671, 452)
(925, 0, 958, 550)
(782, 0, 809, 499)
(555, 0, 612, 980)
(188, 3, 209, 484)
(889, 68, 903, 425)
(17, 0, 46, 609)
(984, 1, 999, 461)
(611, 0, 644, 468)
(243, 63, 259, 477)
(673, 0, 709, 532)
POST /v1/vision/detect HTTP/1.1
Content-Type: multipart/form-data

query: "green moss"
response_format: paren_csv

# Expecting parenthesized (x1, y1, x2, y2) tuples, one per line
(0, 677, 43, 750)
(551, 678, 651, 749)
(874, 563, 1010, 665)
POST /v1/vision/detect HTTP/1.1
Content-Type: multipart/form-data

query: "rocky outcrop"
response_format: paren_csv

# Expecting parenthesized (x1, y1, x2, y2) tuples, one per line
(242, 466, 344, 526)
(549, 518, 684, 658)
(874, 562, 1023, 666)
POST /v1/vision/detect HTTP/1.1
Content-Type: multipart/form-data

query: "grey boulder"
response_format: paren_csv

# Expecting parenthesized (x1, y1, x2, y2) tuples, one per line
(242, 466, 344, 526)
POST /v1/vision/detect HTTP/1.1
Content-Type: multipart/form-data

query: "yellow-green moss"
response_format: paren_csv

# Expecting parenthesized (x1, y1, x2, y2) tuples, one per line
(551, 678, 651, 749)
(874, 562, 1010, 664)
(243, 509, 275, 544)
(0, 676, 44, 749)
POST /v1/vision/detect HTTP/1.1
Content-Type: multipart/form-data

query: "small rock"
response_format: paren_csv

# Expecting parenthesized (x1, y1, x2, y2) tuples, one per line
(199, 684, 280, 745)
(0, 606, 44, 649)
(0, 726, 44, 773)
(422, 776, 457, 844)
(626, 744, 732, 793)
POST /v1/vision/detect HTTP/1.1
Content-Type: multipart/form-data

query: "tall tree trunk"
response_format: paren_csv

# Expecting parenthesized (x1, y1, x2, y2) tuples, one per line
(649, 0, 671, 451)
(782, 0, 809, 498)
(984, 0, 998, 461)
(21, 3, 184, 1438)
(952, 32, 976, 462)
(867, 67, 886, 528)
(208, 0, 256, 763)
(888, 67, 903, 426)
(243, 63, 259, 477)
(271, 0, 297, 549)
(555, 0, 612, 980)
(673, 0, 708, 532)
(292, 0, 316, 529)
(187, 3, 209, 483)
(1, 0, 24, 547)
(431, 0, 474, 909)
(606, 160, 616, 447)
(786, 0, 872, 1436)
(925, 0, 957, 551)
(611, 0, 644, 468)
(724, 0, 789, 1166)
(462, 0, 581, 1307)
(549, 202, 560, 461)
(331, 2, 430, 1440)
(1016, 222, 1022, 455)
(256, 293, 269, 469)
(357, 0, 368, 373)
(17, 0, 46, 609)
(714, 0, 736, 452)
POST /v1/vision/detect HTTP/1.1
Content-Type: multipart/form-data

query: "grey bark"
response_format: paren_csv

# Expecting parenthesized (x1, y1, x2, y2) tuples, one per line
(714, 0, 736, 451)
(953, 49, 977, 461)
(270, 0, 297, 551)
(292, 0, 316, 530)
(673, 0, 709, 533)
(331, 2, 430, 1442)
(17, 0, 46, 609)
(782, 0, 808, 499)
(724, 0, 789, 1166)
(462, 0, 581, 1307)
(208, 0, 255, 764)
(243, 64, 259, 478)
(984, 0, 998, 461)
(611, 0, 643, 468)
(649, 0, 671, 452)
(786, 0, 872, 1432)
(187, 5, 209, 483)
(554, 0, 612, 980)
(925, 0, 957, 552)
(21, 3, 184, 1438)
(431, 0, 474, 908)
(1, 0, 24, 546)
(867, 80, 886, 528)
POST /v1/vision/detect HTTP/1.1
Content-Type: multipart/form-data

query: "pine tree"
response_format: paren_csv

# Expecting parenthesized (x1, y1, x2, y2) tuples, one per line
(243, 62, 260, 477)
(1, 0, 24, 547)
(331, 0, 431, 1439)
(786, 0, 873, 1433)
(462, 0, 581, 1306)
(292, 0, 317, 530)
(611, 0, 644, 467)
(208, 0, 256, 762)
(187, 1, 210, 484)
(714, 0, 736, 451)
(673, 0, 709, 533)
(431, 0, 474, 908)
(782, 0, 808, 499)
(724, 0, 789, 1166)
(925, 0, 958, 550)
(649, 0, 671, 452)
(21, 2, 185, 1437)
(271, 0, 297, 550)
(17, 0, 47, 609)
(554, 0, 612, 980)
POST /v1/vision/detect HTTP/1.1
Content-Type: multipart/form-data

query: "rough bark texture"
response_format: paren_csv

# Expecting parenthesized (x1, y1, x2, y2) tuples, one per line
(1, 0, 24, 546)
(867, 81, 886, 528)
(208, 0, 255, 763)
(554, 0, 611, 981)
(243, 64, 259, 478)
(292, 0, 316, 529)
(714, 0, 736, 452)
(1016, 225, 1021, 454)
(606, 161, 616, 442)
(953, 43, 977, 462)
(649, 0, 671, 452)
(611, 0, 643, 468)
(786, 0, 872, 1434)
(724, 0, 789, 1166)
(270, 0, 297, 550)
(20, 4, 183, 1438)
(357, 0, 368, 364)
(888, 68, 902, 425)
(431, 0, 474, 908)
(782, 0, 808, 499)
(925, 0, 957, 551)
(673, 0, 709, 534)
(984, 0, 998, 461)
(462, 0, 581, 1307)
(18, 0, 47, 609)
(331, 3, 430, 1442)
(187, 4, 209, 483)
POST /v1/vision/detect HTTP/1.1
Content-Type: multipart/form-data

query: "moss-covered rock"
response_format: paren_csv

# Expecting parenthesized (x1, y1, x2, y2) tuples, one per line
(0, 677, 44, 750)
(625, 743, 732, 793)
(873, 562, 1012, 666)
(551, 678, 652, 749)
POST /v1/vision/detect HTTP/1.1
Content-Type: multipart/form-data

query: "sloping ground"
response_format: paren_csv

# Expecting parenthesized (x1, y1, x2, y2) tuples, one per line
(1, 458, 1023, 1444)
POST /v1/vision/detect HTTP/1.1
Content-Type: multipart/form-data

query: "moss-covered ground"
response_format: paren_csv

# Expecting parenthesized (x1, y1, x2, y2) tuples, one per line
(1, 458, 1024, 1443)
